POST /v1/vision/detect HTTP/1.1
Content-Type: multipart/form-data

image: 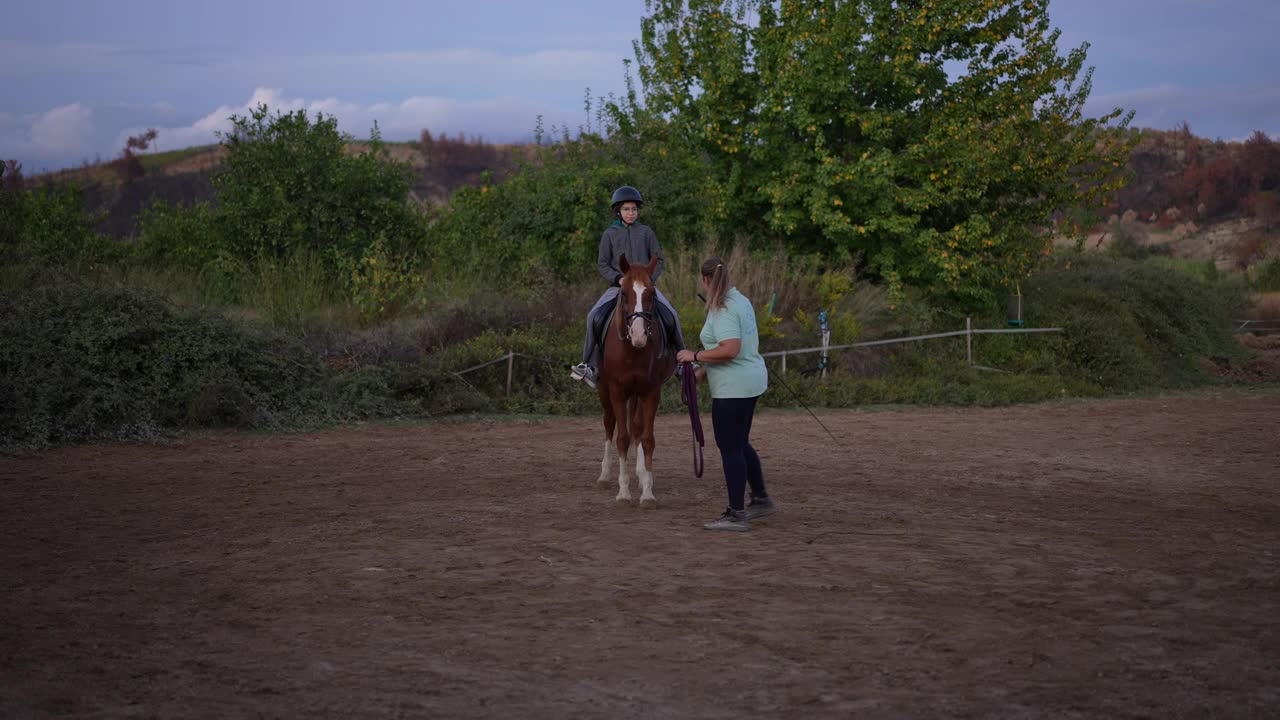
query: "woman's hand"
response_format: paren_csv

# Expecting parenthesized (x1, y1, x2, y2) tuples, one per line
(676, 349, 698, 364)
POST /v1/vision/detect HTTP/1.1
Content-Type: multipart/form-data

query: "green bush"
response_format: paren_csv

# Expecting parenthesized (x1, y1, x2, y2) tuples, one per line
(1025, 254, 1247, 390)
(3, 184, 115, 269)
(1254, 257, 1280, 291)
(428, 129, 711, 283)
(1107, 223, 1171, 261)
(0, 164, 22, 251)
(125, 105, 430, 322)
(134, 200, 224, 272)
(0, 274, 328, 449)
(214, 105, 426, 266)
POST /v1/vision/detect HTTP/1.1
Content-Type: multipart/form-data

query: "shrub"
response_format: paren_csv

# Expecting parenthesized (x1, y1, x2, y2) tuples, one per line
(1107, 222, 1170, 261)
(0, 274, 327, 449)
(1026, 254, 1247, 390)
(339, 234, 427, 323)
(4, 183, 115, 269)
(214, 105, 425, 266)
(1254, 258, 1280, 292)
(134, 200, 224, 272)
(427, 129, 711, 283)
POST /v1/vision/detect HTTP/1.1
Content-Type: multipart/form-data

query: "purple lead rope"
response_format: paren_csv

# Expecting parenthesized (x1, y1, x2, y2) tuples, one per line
(679, 361, 704, 478)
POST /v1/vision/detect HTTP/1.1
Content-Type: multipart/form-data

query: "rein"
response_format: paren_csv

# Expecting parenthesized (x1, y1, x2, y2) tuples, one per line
(613, 287, 668, 383)
(679, 361, 704, 478)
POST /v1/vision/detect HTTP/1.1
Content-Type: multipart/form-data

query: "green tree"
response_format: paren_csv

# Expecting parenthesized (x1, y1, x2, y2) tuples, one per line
(631, 0, 1135, 303)
(214, 104, 423, 265)
(429, 127, 710, 282)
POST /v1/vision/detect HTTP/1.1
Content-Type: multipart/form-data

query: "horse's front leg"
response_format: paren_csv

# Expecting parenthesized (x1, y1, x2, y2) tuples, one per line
(611, 391, 633, 503)
(636, 390, 660, 509)
(597, 389, 618, 487)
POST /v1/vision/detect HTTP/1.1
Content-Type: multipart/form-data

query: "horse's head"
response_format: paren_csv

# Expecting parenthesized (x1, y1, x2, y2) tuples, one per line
(617, 253, 660, 349)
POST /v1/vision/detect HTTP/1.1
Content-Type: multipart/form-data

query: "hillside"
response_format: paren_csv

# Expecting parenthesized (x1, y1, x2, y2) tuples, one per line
(25, 132, 528, 238)
(17, 125, 1280, 273)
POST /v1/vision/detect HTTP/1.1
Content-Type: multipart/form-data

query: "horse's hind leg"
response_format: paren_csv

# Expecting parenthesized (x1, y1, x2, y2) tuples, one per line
(636, 392, 660, 509)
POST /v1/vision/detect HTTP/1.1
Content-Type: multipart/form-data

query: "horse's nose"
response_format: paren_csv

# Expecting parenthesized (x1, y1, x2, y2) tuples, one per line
(628, 318, 648, 347)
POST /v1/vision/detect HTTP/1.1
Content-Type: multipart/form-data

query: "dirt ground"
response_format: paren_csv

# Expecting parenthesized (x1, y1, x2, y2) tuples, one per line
(3, 390, 1278, 718)
(1207, 334, 1280, 384)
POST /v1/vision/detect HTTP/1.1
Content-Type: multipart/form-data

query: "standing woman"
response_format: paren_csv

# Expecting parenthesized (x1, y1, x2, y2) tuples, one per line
(676, 257, 778, 532)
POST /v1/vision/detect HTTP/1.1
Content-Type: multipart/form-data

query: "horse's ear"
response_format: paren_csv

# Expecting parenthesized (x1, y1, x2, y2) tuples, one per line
(645, 254, 659, 275)
(619, 254, 631, 273)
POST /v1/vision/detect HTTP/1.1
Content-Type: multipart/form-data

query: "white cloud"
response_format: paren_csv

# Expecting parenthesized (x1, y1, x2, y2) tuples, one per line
(127, 88, 304, 150)
(29, 102, 94, 154)
(0, 102, 95, 168)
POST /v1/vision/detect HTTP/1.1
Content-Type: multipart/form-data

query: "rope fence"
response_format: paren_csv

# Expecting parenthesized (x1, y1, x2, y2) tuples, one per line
(452, 318, 1064, 393)
(452, 351, 553, 395)
(763, 316, 1061, 375)
(1233, 319, 1280, 335)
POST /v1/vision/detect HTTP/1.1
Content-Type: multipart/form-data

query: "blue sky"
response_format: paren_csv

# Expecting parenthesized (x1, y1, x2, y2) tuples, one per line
(3, 0, 1277, 173)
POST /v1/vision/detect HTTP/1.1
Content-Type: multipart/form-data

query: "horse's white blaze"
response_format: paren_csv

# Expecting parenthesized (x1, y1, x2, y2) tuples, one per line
(637, 450, 655, 503)
(628, 281, 649, 347)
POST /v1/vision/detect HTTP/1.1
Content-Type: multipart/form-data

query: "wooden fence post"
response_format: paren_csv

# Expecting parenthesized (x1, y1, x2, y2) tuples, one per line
(506, 351, 514, 395)
(966, 317, 973, 367)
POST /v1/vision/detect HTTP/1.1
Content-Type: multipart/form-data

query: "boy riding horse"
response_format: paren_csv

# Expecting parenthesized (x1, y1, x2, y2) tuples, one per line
(570, 186, 685, 388)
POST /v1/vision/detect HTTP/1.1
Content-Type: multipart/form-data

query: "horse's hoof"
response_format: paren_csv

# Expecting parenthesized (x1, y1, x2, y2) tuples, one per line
(596, 477, 612, 488)
(614, 497, 633, 506)
(639, 498, 658, 510)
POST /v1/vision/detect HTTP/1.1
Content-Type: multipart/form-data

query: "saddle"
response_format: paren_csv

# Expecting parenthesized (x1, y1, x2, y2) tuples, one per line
(592, 295, 679, 359)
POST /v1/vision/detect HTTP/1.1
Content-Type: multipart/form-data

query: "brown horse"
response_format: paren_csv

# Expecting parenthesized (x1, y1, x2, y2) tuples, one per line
(595, 254, 677, 507)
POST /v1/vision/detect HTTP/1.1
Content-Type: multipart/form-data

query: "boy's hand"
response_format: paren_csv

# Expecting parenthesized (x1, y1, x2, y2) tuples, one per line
(676, 349, 697, 364)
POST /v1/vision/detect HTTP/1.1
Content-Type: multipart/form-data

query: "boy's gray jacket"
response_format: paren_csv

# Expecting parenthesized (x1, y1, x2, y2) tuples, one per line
(598, 221, 664, 286)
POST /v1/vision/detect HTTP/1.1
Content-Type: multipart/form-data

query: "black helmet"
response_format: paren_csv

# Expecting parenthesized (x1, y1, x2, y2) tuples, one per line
(610, 185, 643, 210)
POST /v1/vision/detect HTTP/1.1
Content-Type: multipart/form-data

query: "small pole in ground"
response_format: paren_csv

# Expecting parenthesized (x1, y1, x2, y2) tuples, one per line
(819, 310, 830, 379)
(966, 317, 973, 367)
(506, 350, 514, 395)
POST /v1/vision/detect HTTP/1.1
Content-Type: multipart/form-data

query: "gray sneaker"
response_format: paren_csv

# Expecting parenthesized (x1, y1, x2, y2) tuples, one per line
(746, 497, 778, 520)
(569, 363, 598, 389)
(703, 508, 750, 532)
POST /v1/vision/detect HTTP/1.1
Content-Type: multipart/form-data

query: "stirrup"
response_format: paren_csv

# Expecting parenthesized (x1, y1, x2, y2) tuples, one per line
(570, 363, 597, 389)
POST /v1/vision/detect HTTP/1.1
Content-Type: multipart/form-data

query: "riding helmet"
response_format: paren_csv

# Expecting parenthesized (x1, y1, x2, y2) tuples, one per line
(610, 185, 644, 211)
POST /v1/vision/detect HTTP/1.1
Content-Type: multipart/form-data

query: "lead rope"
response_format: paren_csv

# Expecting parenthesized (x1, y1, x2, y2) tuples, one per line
(680, 361, 704, 478)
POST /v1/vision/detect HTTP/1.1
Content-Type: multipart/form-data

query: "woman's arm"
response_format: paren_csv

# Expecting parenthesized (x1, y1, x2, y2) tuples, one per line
(677, 338, 741, 364)
(697, 338, 740, 363)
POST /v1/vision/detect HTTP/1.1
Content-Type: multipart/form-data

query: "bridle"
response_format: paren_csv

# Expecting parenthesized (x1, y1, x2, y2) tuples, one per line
(614, 285, 656, 347)
(609, 275, 673, 384)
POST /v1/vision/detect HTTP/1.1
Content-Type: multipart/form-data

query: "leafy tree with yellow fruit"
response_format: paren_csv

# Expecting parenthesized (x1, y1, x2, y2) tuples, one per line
(628, 0, 1135, 303)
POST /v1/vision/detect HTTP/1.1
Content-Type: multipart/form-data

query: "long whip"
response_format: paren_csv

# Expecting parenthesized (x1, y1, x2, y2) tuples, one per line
(765, 363, 841, 443)
(694, 290, 841, 444)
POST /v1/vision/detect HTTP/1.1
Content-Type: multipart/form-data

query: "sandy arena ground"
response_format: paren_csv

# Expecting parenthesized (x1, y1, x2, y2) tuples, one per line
(2, 390, 1278, 718)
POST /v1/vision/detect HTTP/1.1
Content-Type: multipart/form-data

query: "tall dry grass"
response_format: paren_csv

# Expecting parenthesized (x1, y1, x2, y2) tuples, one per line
(664, 241, 847, 313)
(1245, 291, 1280, 319)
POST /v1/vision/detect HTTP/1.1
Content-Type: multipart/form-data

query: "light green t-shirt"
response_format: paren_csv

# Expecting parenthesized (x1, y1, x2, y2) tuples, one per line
(700, 287, 768, 399)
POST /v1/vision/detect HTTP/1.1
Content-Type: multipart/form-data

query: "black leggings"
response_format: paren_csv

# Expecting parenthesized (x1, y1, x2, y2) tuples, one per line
(711, 395, 767, 511)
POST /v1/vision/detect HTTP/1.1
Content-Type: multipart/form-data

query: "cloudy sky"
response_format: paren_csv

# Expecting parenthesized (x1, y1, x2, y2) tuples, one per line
(3, 0, 1277, 173)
